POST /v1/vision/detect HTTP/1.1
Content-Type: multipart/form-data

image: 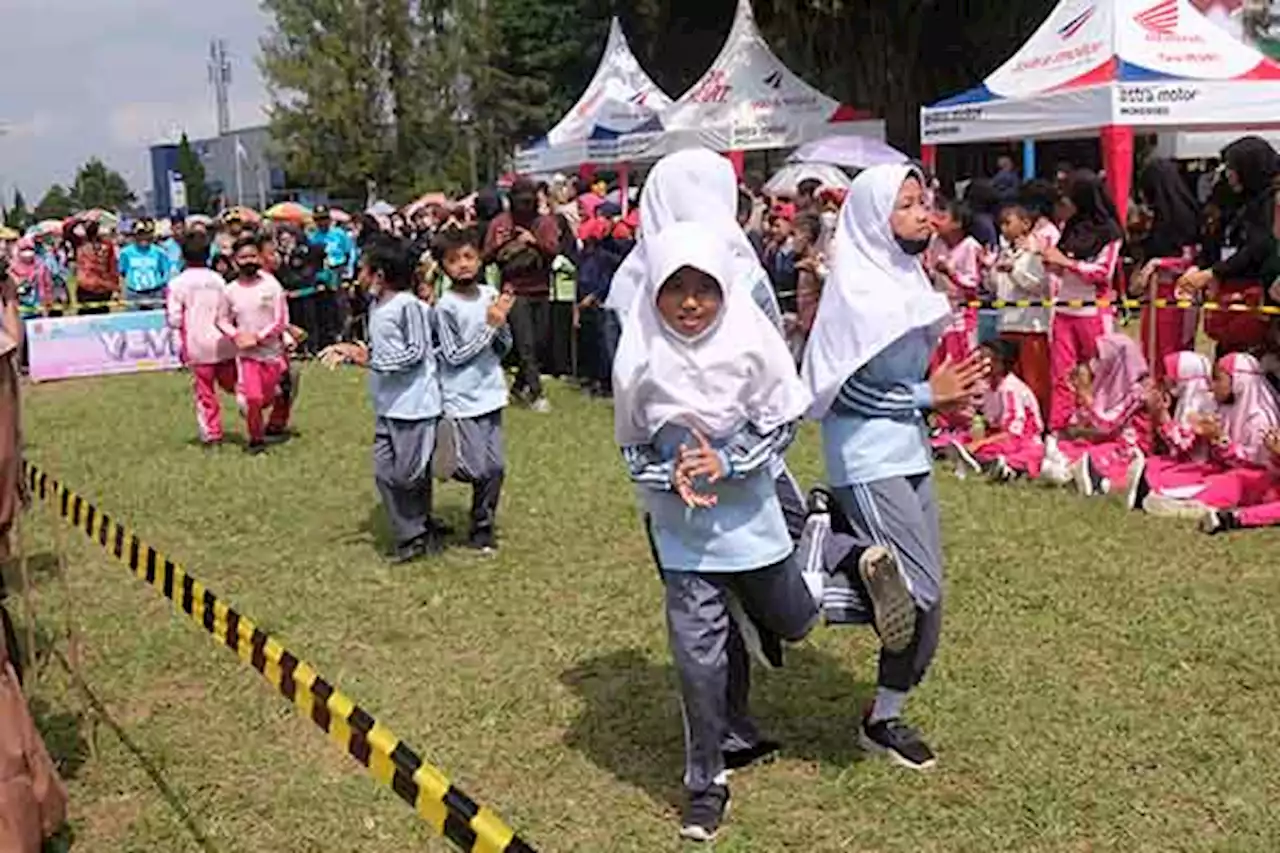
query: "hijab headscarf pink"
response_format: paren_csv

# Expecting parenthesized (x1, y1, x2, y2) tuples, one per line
(1218, 353, 1280, 464)
(1162, 351, 1216, 422)
(1091, 334, 1148, 416)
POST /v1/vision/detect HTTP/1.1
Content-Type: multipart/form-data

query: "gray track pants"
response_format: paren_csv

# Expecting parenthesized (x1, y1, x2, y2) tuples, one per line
(373, 416, 436, 548)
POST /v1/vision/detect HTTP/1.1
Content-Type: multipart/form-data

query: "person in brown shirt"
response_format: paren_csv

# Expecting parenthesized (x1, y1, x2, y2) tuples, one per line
(73, 222, 119, 314)
(483, 178, 561, 410)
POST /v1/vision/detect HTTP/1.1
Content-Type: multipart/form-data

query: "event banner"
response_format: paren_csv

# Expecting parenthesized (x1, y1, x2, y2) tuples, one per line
(26, 311, 182, 383)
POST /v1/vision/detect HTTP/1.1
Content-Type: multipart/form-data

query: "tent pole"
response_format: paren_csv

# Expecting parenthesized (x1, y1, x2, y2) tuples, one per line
(1022, 139, 1036, 181)
(1100, 125, 1134, 225)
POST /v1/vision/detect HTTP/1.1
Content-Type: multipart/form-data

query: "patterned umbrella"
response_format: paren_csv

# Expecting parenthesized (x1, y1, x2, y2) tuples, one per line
(266, 202, 313, 224)
(27, 219, 65, 238)
(327, 207, 352, 224)
(221, 206, 262, 225)
(81, 209, 121, 229)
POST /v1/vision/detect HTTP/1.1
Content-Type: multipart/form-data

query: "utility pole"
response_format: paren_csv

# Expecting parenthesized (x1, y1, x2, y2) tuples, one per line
(208, 39, 232, 136)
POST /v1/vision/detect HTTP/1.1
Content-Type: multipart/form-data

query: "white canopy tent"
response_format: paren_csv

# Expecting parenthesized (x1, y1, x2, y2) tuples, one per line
(921, 0, 1280, 217)
(514, 18, 672, 173)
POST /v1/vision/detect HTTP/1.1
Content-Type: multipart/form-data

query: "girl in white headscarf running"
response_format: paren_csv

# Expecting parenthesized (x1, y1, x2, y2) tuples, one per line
(609, 149, 811, 542)
(613, 221, 821, 843)
(802, 164, 987, 772)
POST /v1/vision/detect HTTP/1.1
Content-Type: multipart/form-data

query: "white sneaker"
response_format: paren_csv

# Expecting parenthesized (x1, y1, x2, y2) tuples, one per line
(529, 397, 552, 414)
(1143, 494, 1212, 519)
(1124, 454, 1149, 511)
(1039, 457, 1072, 486)
(951, 441, 982, 476)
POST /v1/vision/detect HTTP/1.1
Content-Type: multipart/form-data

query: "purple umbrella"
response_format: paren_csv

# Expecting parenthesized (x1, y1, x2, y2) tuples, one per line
(788, 135, 907, 170)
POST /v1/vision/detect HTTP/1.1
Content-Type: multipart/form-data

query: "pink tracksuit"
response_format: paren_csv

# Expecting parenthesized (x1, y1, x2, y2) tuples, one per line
(1049, 239, 1121, 432)
(167, 268, 238, 443)
(1137, 249, 1197, 381)
(971, 372, 1046, 477)
(928, 234, 984, 364)
(217, 273, 292, 444)
(1149, 353, 1280, 513)
(1056, 334, 1152, 484)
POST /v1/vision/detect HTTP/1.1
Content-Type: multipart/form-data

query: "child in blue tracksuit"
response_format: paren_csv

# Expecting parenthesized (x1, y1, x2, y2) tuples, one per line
(325, 237, 443, 563)
(118, 221, 171, 305)
(431, 226, 513, 553)
(613, 221, 820, 844)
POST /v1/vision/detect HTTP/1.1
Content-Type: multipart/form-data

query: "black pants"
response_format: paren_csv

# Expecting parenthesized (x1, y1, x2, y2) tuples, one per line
(316, 290, 343, 349)
(508, 296, 550, 400)
(289, 291, 320, 354)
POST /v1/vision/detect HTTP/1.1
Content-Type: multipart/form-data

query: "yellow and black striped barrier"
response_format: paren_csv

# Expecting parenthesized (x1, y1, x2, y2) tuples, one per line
(958, 296, 1280, 316)
(18, 284, 342, 318)
(22, 461, 536, 853)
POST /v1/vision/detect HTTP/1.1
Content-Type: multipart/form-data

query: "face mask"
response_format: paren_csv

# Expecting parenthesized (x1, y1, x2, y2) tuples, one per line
(452, 273, 479, 288)
(895, 235, 930, 256)
(238, 263, 261, 279)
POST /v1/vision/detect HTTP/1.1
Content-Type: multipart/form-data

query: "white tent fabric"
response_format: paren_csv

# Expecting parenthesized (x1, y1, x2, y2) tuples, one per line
(641, 0, 881, 156)
(514, 18, 672, 172)
(922, 0, 1280, 144)
(763, 163, 852, 197)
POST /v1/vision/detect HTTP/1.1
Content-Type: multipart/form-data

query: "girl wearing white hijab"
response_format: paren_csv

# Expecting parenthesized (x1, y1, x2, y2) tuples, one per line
(610, 148, 812, 545)
(802, 164, 987, 771)
(613, 221, 819, 843)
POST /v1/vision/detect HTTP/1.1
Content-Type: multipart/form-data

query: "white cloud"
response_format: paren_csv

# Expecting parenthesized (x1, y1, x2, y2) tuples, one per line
(2, 112, 60, 141)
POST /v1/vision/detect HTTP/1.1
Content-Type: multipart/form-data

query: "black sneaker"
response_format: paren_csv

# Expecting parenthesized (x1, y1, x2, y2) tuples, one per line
(468, 529, 497, 553)
(264, 426, 292, 444)
(426, 516, 455, 538)
(390, 533, 443, 565)
(857, 546, 917, 654)
(723, 739, 781, 772)
(1125, 455, 1149, 511)
(859, 717, 937, 771)
(679, 784, 730, 843)
(1200, 509, 1240, 535)
(806, 486, 833, 517)
(246, 441, 268, 456)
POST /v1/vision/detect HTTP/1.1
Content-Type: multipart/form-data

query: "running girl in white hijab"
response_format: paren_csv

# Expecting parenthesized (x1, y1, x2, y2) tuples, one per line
(610, 148, 809, 549)
(614, 221, 822, 843)
(802, 164, 988, 771)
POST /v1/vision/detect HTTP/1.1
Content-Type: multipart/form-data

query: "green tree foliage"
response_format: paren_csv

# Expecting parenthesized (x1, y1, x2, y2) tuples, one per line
(33, 185, 76, 221)
(259, 0, 1061, 193)
(175, 133, 211, 213)
(70, 158, 136, 211)
(5, 190, 30, 231)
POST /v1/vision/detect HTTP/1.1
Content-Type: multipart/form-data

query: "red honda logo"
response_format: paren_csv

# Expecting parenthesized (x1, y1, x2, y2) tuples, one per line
(1134, 0, 1178, 35)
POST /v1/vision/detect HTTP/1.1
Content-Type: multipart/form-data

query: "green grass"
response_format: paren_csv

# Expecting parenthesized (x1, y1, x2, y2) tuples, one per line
(12, 366, 1280, 852)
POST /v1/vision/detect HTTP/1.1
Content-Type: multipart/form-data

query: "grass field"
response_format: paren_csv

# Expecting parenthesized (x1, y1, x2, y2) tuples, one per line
(12, 365, 1280, 853)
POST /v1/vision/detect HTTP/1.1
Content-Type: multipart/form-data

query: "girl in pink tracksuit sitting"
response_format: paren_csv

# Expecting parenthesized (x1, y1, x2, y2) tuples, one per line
(948, 339, 1045, 481)
(1136, 353, 1280, 526)
(1042, 334, 1152, 497)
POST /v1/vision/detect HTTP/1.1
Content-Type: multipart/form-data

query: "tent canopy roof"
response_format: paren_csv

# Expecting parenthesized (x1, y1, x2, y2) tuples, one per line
(923, 0, 1280, 143)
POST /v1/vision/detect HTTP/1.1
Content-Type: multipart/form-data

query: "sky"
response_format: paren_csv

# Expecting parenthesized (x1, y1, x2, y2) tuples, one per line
(0, 0, 272, 206)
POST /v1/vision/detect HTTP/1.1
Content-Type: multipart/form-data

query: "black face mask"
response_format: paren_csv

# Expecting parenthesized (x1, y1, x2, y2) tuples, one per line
(238, 263, 261, 279)
(895, 235, 931, 256)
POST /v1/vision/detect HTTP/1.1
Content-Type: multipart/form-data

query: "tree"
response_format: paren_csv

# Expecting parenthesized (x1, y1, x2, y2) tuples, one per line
(6, 190, 30, 231)
(33, 185, 75, 221)
(70, 158, 136, 212)
(175, 133, 211, 213)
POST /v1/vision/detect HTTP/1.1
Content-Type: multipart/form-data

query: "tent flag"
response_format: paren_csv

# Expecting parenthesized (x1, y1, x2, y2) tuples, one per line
(654, 0, 881, 154)
(515, 18, 671, 172)
(922, 0, 1280, 144)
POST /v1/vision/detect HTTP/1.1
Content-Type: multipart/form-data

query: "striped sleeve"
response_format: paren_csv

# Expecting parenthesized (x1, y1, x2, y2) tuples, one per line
(436, 301, 498, 366)
(1070, 240, 1122, 289)
(493, 323, 514, 357)
(833, 372, 932, 417)
(621, 444, 675, 492)
(717, 422, 799, 478)
(369, 301, 429, 373)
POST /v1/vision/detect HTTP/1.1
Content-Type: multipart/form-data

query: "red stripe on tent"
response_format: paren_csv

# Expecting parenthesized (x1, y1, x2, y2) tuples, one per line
(829, 104, 875, 122)
(1048, 56, 1118, 91)
(1237, 59, 1280, 81)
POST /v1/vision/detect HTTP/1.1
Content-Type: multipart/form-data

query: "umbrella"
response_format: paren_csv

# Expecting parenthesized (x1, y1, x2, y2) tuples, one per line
(222, 206, 262, 225)
(186, 214, 214, 227)
(763, 163, 852, 198)
(787, 135, 908, 170)
(327, 208, 352, 224)
(81, 209, 121, 228)
(366, 200, 396, 217)
(27, 219, 65, 238)
(266, 202, 313, 224)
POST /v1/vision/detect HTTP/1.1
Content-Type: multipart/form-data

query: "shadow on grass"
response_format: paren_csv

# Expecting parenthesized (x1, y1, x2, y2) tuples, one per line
(30, 696, 90, 781)
(561, 646, 875, 808)
(357, 503, 473, 554)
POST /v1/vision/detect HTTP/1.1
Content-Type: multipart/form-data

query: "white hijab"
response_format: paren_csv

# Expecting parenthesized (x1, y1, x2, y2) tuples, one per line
(612, 222, 810, 446)
(606, 148, 765, 315)
(801, 164, 951, 419)
(1166, 351, 1216, 423)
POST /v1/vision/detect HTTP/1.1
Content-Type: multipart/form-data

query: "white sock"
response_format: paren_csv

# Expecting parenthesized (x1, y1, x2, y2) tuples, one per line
(869, 688, 908, 724)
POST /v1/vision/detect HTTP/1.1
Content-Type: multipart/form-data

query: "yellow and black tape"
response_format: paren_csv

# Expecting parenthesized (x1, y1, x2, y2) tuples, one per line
(19, 284, 342, 318)
(22, 461, 536, 853)
(959, 297, 1280, 316)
